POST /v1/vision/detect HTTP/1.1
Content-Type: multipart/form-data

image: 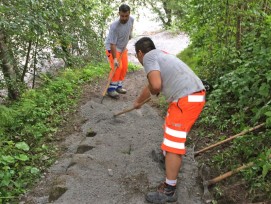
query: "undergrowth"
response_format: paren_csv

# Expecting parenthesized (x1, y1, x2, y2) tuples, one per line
(178, 46, 271, 202)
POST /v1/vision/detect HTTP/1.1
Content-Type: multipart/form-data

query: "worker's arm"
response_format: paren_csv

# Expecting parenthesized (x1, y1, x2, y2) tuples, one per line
(110, 44, 119, 68)
(110, 44, 117, 59)
(134, 70, 161, 109)
(134, 85, 151, 109)
(147, 70, 161, 95)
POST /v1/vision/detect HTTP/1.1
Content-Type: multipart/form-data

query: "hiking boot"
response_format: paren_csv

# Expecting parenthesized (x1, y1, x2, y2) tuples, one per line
(107, 90, 120, 99)
(145, 182, 177, 204)
(116, 87, 127, 94)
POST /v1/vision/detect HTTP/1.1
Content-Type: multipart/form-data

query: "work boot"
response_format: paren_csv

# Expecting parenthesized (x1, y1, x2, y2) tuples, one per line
(145, 182, 177, 204)
(107, 90, 120, 99)
(116, 87, 127, 94)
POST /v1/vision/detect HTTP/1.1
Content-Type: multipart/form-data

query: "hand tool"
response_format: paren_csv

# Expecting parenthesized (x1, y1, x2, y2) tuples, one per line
(200, 153, 271, 202)
(194, 123, 265, 156)
(113, 97, 151, 117)
(199, 164, 214, 203)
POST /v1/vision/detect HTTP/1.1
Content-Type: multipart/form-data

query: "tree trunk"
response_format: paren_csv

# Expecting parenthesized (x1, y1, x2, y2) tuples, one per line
(236, 2, 243, 50)
(262, 0, 269, 14)
(0, 30, 20, 100)
(162, 1, 172, 27)
(32, 38, 39, 89)
(21, 40, 32, 82)
(225, 0, 229, 47)
(147, 0, 172, 28)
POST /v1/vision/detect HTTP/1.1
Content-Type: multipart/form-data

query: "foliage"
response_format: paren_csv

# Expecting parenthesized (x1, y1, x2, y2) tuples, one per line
(177, 45, 202, 76)
(0, 63, 108, 202)
(173, 0, 271, 201)
(0, 0, 113, 99)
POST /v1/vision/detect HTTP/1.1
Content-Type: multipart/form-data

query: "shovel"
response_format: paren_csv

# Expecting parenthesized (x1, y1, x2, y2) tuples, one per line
(113, 97, 151, 117)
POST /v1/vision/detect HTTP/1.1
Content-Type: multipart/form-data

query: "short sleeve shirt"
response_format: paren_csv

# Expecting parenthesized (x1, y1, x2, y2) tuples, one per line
(105, 17, 134, 52)
(143, 49, 205, 102)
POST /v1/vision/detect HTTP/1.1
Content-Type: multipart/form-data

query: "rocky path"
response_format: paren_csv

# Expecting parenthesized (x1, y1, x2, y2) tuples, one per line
(20, 31, 204, 204)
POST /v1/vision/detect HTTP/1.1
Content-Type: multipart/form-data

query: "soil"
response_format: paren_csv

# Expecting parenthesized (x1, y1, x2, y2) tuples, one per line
(19, 31, 206, 204)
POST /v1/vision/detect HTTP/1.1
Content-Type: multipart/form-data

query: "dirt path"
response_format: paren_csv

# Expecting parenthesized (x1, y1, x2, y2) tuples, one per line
(20, 31, 204, 204)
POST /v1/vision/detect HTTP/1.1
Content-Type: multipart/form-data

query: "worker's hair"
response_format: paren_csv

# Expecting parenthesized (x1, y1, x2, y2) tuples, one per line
(135, 37, 156, 54)
(119, 4, 130, 12)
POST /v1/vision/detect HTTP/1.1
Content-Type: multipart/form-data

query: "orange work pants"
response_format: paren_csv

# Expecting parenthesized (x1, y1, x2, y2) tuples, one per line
(106, 49, 128, 82)
(162, 90, 206, 155)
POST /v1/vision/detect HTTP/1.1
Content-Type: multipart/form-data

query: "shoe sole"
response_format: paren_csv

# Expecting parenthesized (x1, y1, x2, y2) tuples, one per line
(116, 91, 127, 94)
(107, 94, 120, 99)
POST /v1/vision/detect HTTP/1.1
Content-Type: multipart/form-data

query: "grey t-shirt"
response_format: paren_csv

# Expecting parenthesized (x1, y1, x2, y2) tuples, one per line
(143, 49, 205, 102)
(105, 17, 134, 52)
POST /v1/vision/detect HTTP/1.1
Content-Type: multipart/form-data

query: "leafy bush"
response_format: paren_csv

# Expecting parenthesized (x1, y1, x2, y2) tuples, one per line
(176, 1, 271, 200)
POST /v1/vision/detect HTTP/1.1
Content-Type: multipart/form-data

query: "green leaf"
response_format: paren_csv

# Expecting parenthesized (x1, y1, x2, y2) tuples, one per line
(15, 142, 30, 151)
(30, 167, 40, 174)
(266, 71, 271, 82)
(266, 117, 271, 127)
(15, 154, 29, 161)
(262, 164, 270, 178)
(1, 176, 11, 186)
(259, 83, 270, 97)
(2, 155, 15, 164)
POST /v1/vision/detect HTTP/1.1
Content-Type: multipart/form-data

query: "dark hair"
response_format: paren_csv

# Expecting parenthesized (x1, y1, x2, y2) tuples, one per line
(119, 4, 130, 12)
(135, 37, 156, 54)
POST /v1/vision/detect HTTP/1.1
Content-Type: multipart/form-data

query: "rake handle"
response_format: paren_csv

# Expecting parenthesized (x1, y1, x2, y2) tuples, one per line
(207, 162, 254, 186)
(207, 153, 271, 186)
(194, 123, 265, 156)
(114, 97, 151, 117)
(102, 67, 118, 97)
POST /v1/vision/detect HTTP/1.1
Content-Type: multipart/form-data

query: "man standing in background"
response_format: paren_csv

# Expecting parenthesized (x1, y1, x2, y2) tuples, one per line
(105, 4, 134, 99)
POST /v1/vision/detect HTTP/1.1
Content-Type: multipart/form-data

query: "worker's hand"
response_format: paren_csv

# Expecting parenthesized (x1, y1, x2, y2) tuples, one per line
(114, 58, 119, 68)
(133, 101, 142, 109)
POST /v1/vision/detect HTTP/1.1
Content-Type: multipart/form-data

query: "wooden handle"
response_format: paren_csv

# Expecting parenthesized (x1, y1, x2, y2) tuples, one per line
(102, 67, 118, 97)
(113, 98, 151, 117)
(207, 162, 254, 186)
(207, 153, 271, 186)
(194, 123, 265, 156)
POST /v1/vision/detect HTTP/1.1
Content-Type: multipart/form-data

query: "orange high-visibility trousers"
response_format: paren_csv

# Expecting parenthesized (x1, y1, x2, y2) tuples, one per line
(106, 49, 128, 82)
(162, 90, 206, 155)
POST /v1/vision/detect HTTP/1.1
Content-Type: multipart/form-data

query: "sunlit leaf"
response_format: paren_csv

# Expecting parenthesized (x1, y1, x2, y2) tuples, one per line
(15, 154, 29, 161)
(15, 142, 30, 151)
